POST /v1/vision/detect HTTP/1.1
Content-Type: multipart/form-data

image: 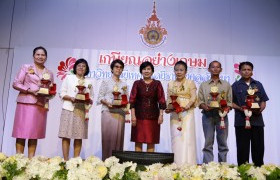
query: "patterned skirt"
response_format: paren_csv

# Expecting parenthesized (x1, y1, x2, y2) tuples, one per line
(58, 103, 88, 139)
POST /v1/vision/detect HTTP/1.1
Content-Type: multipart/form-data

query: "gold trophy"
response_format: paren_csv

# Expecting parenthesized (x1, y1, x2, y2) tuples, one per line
(38, 72, 51, 95)
(209, 86, 220, 108)
(75, 79, 86, 102)
(112, 85, 122, 107)
(246, 86, 260, 109)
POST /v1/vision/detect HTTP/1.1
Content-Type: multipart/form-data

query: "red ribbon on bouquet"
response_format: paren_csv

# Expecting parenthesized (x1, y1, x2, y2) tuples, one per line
(218, 99, 229, 129)
(170, 95, 184, 113)
(49, 83, 56, 96)
(84, 93, 93, 121)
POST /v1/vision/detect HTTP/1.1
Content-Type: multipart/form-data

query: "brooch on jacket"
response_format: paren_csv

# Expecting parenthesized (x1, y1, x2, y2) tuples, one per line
(88, 83, 92, 89)
(28, 66, 35, 74)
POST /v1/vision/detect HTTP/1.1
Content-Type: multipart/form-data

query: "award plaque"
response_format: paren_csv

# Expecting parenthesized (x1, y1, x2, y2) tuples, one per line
(75, 79, 87, 102)
(246, 86, 260, 109)
(209, 86, 220, 108)
(38, 72, 51, 95)
(112, 85, 128, 108)
(112, 85, 122, 106)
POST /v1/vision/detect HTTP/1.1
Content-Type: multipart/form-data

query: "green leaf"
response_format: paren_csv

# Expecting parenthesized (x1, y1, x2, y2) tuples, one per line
(238, 164, 253, 180)
(124, 166, 131, 174)
(135, 165, 147, 172)
(52, 162, 68, 180)
(2, 161, 24, 180)
(266, 167, 280, 180)
(123, 170, 141, 180)
(173, 172, 182, 180)
(111, 173, 121, 180)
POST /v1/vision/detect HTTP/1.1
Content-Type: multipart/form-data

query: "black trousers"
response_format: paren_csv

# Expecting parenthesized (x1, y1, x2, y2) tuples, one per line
(235, 126, 264, 167)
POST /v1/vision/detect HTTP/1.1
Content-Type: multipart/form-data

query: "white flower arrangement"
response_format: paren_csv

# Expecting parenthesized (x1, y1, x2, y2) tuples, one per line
(12, 172, 29, 180)
(109, 163, 126, 179)
(247, 166, 267, 180)
(85, 156, 107, 178)
(138, 163, 164, 180)
(66, 157, 83, 170)
(1, 154, 29, 180)
(10, 153, 29, 170)
(24, 155, 63, 179)
(25, 156, 48, 179)
(260, 163, 278, 175)
(0, 165, 4, 179)
(203, 162, 222, 180)
(180, 164, 205, 179)
(0, 153, 279, 180)
(0, 153, 6, 178)
(65, 156, 107, 180)
(219, 163, 240, 180)
(138, 170, 155, 180)
(0, 153, 7, 162)
(104, 156, 119, 168)
(158, 165, 175, 180)
(146, 163, 163, 172)
(106, 161, 136, 179)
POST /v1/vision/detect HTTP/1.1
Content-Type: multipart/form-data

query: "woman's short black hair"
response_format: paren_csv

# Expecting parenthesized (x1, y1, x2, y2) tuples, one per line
(110, 59, 124, 72)
(239, 61, 254, 71)
(73, 58, 90, 76)
(174, 60, 188, 71)
(140, 61, 154, 74)
(33, 46, 47, 57)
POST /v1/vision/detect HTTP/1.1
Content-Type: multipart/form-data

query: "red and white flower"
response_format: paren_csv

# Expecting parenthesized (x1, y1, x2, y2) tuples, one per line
(57, 57, 76, 80)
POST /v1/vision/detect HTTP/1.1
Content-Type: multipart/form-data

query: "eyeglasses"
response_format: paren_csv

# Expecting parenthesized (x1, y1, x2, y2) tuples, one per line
(114, 65, 123, 69)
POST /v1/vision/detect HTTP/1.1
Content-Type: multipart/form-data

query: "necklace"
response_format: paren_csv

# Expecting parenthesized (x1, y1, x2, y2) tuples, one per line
(144, 79, 152, 92)
(146, 84, 149, 92)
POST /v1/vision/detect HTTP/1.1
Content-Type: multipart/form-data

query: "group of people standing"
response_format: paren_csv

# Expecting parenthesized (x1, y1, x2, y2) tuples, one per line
(11, 46, 268, 167)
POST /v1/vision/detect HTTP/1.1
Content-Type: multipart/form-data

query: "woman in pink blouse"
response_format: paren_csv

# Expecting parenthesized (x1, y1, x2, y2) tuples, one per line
(12, 46, 54, 158)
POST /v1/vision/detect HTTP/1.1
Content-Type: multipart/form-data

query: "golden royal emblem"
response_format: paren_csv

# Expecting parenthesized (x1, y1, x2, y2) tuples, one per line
(139, 1, 168, 48)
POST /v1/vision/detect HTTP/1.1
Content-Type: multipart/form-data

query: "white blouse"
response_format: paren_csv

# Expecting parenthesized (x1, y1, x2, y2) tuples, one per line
(97, 78, 128, 112)
(60, 74, 94, 111)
